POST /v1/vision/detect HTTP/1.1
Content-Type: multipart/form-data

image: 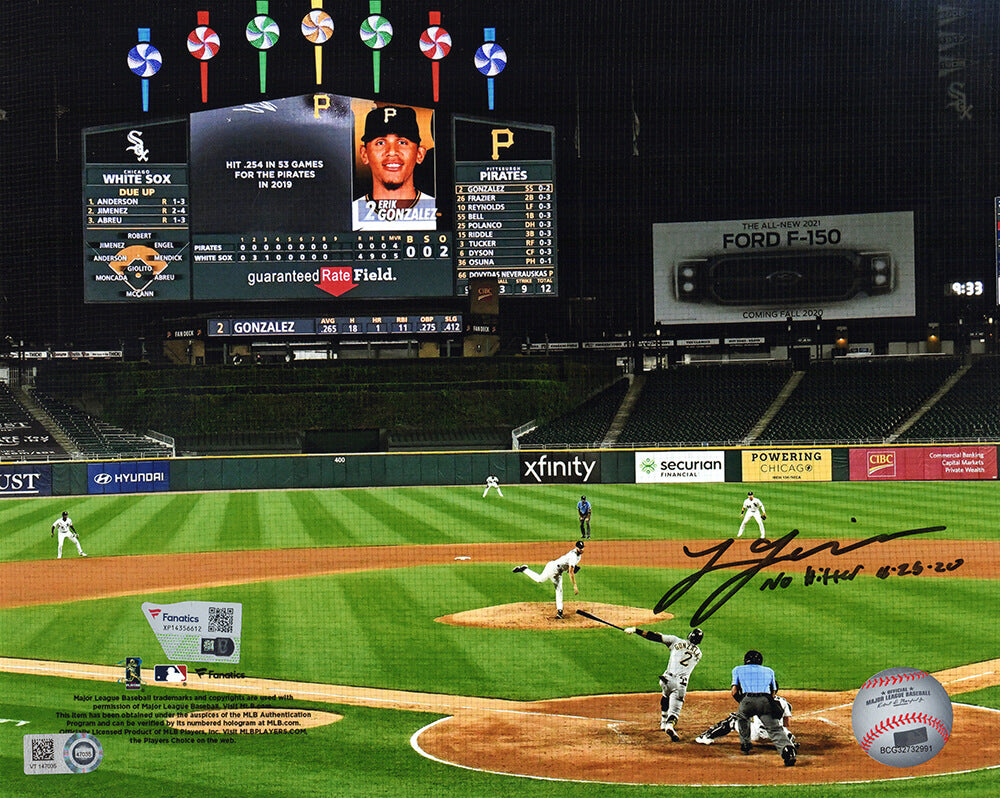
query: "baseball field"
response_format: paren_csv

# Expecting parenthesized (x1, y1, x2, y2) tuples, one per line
(1, 480, 999, 796)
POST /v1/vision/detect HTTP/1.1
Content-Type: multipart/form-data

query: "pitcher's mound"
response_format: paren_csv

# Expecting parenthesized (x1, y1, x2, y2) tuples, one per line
(436, 602, 670, 630)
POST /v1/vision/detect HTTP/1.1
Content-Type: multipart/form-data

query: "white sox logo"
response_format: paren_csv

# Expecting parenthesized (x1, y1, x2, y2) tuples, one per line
(126, 130, 150, 162)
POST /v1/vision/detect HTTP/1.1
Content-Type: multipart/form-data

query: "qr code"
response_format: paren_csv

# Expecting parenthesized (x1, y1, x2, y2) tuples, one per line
(208, 606, 234, 633)
(31, 738, 55, 762)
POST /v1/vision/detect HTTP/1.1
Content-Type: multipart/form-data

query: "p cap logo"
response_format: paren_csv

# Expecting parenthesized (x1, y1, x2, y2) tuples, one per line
(491, 128, 513, 160)
(313, 92, 331, 118)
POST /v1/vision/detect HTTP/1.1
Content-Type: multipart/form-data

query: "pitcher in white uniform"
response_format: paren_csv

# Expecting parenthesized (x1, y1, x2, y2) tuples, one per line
(512, 540, 583, 619)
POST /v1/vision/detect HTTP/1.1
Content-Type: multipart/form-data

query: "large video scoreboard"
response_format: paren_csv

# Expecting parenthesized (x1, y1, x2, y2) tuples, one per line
(83, 94, 556, 303)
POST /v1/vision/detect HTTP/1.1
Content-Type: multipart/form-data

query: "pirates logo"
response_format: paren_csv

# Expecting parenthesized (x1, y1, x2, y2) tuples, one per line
(108, 245, 168, 293)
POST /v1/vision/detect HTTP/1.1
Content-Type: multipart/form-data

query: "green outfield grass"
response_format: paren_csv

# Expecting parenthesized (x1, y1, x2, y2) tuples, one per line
(1, 480, 998, 796)
(0, 480, 990, 564)
(0, 565, 996, 698)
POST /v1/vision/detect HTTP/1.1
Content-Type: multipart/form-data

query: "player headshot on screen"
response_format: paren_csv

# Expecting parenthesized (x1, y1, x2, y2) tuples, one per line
(353, 105, 436, 231)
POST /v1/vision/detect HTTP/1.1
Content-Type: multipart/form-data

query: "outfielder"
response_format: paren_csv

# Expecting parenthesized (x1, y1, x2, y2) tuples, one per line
(695, 694, 797, 749)
(623, 626, 703, 740)
(731, 649, 796, 766)
(483, 474, 503, 497)
(512, 540, 583, 619)
(577, 495, 591, 539)
(51, 511, 86, 558)
(737, 491, 766, 539)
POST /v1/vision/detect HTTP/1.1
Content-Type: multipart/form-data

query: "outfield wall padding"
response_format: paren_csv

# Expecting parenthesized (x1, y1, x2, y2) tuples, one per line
(35, 443, 997, 497)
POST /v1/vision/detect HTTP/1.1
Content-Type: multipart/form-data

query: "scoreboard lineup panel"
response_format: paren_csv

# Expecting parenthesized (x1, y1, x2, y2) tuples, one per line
(84, 164, 192, 301)
(453, 116, 558, 297)
(83, 96, 557, 305)
(454, 173, 556, 296)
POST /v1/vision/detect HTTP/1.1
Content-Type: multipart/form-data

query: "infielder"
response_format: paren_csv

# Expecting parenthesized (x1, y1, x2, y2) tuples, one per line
(51, 511, 86, 558)
(512, 540, 583, 619)
(695, 694, 797, 749)
(731, 649, 796, 766)
(623, 626, 703, 740)
(577, 495, 591, 539)
(737, 490, 766, 538)
(483, 474, 503, 497)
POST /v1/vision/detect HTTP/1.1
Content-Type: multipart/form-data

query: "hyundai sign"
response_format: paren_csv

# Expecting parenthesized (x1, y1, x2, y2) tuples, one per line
(88, 461, 170, 494)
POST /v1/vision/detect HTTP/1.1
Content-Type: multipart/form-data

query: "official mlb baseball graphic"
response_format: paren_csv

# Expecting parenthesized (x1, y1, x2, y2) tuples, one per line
(142, 601, 242, 663)
(852, 667, 953, 767)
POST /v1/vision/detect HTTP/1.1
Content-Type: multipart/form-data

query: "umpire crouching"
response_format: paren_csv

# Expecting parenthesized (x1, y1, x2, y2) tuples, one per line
(731, 650, 797, 766)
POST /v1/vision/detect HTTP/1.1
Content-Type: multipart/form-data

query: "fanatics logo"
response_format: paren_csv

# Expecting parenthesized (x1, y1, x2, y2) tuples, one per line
(148, 609, 162, 618)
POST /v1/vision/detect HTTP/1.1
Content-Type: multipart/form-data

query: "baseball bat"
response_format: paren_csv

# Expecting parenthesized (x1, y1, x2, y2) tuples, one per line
(575, 609, 625, 630)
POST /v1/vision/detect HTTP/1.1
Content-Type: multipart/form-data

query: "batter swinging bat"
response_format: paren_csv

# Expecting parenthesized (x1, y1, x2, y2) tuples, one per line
(575, 609, 625, 630)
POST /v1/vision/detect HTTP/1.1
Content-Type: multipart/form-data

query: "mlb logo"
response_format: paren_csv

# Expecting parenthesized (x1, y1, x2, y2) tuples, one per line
(154, 664, 187, 683)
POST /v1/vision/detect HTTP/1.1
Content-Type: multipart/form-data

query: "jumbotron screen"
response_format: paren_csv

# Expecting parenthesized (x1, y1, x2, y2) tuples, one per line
(83, 94, 556, 302)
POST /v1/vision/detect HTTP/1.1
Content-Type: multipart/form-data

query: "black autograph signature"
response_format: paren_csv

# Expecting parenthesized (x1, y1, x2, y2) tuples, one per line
(655, 526, 945, 626)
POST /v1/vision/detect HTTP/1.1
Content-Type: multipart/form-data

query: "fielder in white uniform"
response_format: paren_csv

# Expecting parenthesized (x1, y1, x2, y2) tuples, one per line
(623, 626, 704, 740)
(483, 475, 503, 497)
(51, 511, 86, 558)
(695, 694, 797, 748)
(737, 491, 766, 538)
(512, 540, 583, 619)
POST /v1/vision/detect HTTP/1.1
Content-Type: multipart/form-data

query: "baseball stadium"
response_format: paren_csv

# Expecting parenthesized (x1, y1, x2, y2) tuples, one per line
(3, 2, 1000, 797)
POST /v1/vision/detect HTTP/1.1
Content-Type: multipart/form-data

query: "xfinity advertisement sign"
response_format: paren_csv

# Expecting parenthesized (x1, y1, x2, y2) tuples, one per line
(635, 451, 726, 483)
(0, 464, 52, 495)
(520, 453, 601, 483)
(88, 461, 170, 494)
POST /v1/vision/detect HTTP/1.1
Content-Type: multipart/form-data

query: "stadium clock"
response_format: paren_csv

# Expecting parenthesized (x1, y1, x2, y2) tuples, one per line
(947, 280, 984, 297)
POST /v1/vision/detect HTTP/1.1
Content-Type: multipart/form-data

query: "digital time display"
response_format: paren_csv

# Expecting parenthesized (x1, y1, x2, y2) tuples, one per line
(948, 280, 984, 297)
